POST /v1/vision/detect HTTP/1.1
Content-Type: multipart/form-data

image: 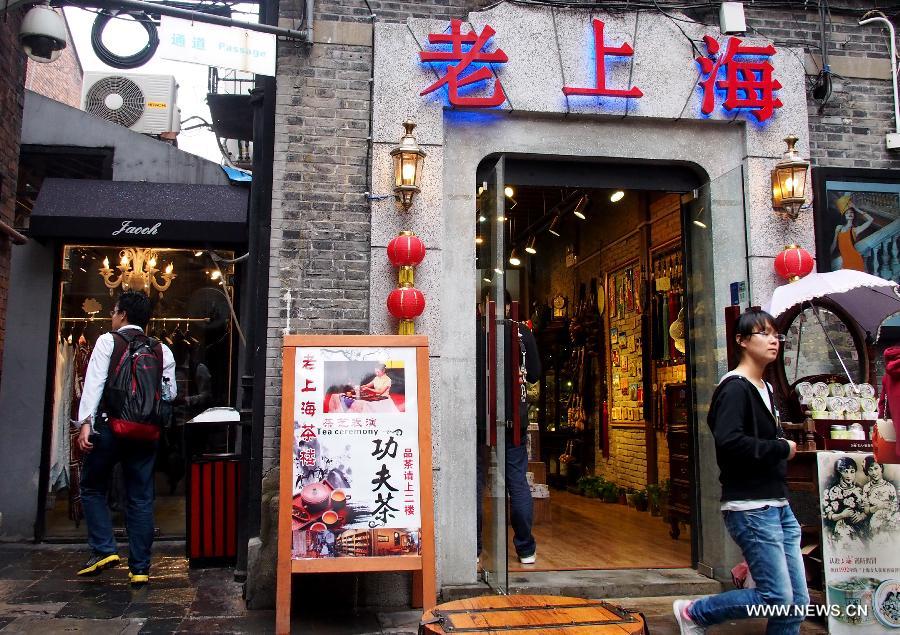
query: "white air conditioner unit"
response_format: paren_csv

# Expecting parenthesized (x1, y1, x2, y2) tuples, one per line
(81, 72, 179, 135)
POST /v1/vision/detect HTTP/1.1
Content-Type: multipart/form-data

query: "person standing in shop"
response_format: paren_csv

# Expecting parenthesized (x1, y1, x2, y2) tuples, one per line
(74, 291, 176, 586)
(673, 308, 807, 635)
(476, 291, 540, 566)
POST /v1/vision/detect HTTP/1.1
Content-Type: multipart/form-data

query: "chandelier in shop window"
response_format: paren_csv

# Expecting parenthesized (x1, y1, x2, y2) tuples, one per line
(99, 248, 176, 297)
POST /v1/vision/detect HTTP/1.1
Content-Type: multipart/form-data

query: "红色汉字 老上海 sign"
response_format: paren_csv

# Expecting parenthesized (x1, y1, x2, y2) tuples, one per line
(419, 18, 783, 122)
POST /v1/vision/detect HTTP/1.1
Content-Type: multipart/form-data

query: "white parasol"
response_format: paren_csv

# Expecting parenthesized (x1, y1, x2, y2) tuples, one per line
(764, 269, 900, 385)
(766, 270, 900, 338)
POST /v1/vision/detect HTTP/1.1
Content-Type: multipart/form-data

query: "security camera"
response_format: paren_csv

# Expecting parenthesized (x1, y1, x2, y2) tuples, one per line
(19, 4, 67, 63)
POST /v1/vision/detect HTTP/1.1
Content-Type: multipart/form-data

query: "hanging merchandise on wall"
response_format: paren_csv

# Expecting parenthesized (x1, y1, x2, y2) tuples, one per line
(606, 262, 644, 424)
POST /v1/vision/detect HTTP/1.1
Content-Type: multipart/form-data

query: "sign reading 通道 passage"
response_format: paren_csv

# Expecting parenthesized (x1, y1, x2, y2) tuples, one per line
(276, 335, 435, 635)
(290, 345, 421, 559)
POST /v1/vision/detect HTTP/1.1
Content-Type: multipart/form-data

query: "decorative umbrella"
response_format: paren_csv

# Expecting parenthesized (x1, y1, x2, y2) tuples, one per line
(764, 269, 900, 385)
(766, 270, 900, 338)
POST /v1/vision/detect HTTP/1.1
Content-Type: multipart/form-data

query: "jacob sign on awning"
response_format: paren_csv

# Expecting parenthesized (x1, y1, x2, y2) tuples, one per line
(159, 16, 275, 76)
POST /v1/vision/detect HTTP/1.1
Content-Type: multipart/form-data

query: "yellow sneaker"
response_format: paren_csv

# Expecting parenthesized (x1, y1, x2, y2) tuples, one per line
(128, 570, 150, 587)
(76, 553, 120, 576)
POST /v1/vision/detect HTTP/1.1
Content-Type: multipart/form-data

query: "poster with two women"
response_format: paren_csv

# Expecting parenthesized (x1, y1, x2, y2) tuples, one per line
(819, 452, 900, 632)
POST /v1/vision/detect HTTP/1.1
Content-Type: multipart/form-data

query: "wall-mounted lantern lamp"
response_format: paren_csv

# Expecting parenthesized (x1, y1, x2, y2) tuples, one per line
(390, 120, 427, 211)
(771, 135, 810, 221)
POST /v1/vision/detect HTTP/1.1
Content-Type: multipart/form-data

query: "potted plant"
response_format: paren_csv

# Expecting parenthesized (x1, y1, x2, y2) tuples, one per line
(647, 483, 662, 516)
(576, 475, 595, 496)
(631, 488, 649, 512)
(617, 486, 628, 505)
(659, 479, 671, 521)
(602, 481, 619, 503)
(584, 476, 603, 498)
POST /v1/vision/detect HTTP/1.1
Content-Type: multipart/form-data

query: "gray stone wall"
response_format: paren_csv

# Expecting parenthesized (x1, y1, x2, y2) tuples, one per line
(745, 3, 900, 169)
(315, 0, 474, 23)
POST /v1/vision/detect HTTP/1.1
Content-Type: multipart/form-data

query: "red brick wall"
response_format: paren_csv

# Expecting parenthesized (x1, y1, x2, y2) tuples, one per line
(0, 9, 26, 380)
(24, 10, 82, 109)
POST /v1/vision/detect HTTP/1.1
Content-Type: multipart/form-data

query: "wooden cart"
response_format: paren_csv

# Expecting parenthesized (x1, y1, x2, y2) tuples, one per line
(420, 595, 647, 634)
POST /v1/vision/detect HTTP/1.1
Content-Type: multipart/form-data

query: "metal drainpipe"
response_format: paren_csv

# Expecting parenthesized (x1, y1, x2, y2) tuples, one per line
(858, 14, 900, 135)
(305, 0, 314, 44)
(235, 0, 279, 582)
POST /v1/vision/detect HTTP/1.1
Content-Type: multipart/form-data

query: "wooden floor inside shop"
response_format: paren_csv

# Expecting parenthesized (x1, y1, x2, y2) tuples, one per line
(508, 490, 691, 571)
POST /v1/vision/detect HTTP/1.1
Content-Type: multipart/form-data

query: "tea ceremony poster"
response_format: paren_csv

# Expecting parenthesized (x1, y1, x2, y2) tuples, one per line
(290, 345, 421, 560)
(276, 335, 435, 634)
(818, 452, 900, 633)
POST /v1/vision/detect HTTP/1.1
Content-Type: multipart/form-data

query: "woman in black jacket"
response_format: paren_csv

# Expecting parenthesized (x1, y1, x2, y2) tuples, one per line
(673, 309, 807, 635)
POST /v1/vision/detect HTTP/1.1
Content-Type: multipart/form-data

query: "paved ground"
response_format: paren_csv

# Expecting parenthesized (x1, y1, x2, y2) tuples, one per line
(0, 543, 829, 633)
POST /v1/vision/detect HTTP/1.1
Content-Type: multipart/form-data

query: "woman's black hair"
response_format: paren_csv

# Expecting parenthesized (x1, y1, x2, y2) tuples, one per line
(834, 456, 858, 475)
(864, 455, 882, 475)
(734, 308, 777, 340)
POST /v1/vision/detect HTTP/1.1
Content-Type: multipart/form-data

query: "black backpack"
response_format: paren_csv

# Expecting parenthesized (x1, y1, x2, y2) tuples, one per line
(102, 330, 164, 441)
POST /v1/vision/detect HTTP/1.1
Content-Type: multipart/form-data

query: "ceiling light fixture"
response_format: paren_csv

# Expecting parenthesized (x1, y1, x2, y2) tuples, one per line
(610, 190, 625, 203)
(573, 195, 589, 220)
(504, 186, 514, 198)
(692, 206, 707, 229)
(99, 248, 175, 297)
(548, 215, 562, 237)
(508, 248, 521, 267)
(525, 235, 537, 254)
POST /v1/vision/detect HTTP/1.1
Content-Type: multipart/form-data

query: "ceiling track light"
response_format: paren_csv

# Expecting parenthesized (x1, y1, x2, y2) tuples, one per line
(525, 235, 537, 254)
(548, 215, 562, 237)
(508, 247, 522, 267)
(573, 195, 589, 220)
(692, 206, 707, 229)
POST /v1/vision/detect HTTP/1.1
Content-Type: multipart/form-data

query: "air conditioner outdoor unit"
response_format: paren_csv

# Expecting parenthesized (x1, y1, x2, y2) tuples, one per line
(81, 72, 179, 135)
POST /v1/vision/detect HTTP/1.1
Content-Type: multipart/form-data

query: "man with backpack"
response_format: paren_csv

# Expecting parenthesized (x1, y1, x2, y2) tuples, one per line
(74, 291, 176, 586)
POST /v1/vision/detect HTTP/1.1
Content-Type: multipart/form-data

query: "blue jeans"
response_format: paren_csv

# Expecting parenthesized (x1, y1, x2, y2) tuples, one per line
(505, 436, 535, 558)
(690, 505, 809, 635)
(475, 436, 536, 558)
(80, 423, 158, 572)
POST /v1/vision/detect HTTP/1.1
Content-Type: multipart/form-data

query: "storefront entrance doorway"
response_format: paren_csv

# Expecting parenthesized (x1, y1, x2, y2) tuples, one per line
(475, 155, 733, 589)
(41, 245, 238, 541)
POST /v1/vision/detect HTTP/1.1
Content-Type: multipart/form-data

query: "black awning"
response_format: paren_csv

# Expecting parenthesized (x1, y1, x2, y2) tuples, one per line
(29, 178, 249, 244)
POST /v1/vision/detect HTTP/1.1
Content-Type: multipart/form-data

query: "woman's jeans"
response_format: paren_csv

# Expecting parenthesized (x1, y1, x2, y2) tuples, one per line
(690, 505, 809, 635)
(80, 423, 157, 572)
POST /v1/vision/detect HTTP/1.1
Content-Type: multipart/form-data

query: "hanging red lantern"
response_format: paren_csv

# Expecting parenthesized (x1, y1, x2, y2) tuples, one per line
(774, 244, 814, 282)
(387, 231, 426, 286)
(387, 286, 425, 335)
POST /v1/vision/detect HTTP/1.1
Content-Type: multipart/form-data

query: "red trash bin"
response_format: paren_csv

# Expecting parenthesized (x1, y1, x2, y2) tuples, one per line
(184, 408, 246, 566)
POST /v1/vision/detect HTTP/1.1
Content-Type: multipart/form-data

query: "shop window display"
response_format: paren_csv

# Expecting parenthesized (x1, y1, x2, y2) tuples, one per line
(44, 245, 236, 539)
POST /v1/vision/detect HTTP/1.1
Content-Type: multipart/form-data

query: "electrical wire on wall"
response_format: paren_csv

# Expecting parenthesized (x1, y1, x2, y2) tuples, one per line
(363, 0, 378, 204)
(811, 0, 833, 108)
(90, 8, 159, 69)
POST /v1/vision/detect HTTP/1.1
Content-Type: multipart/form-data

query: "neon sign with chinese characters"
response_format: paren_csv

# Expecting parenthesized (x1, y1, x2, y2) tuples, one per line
(418, 18, 783, 123)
